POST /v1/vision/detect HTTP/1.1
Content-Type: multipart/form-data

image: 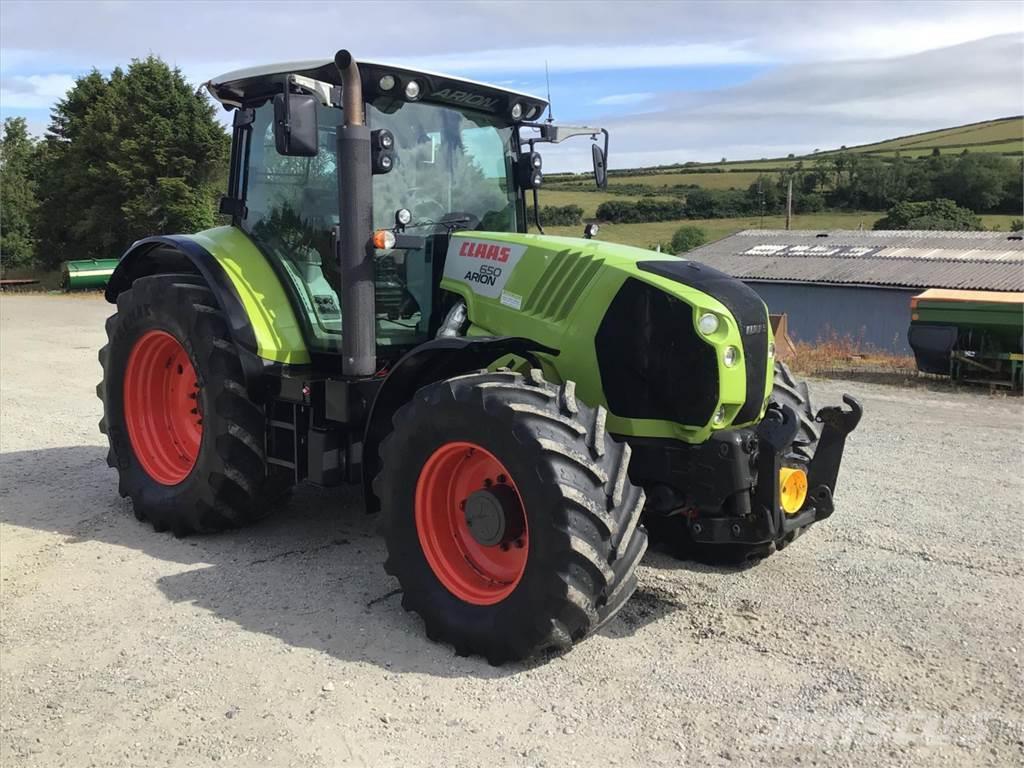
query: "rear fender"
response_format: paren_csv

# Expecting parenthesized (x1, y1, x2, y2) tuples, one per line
(361, 335, 557, 512)
(107, 234, 258, 352)
(106, 229, 313, 401)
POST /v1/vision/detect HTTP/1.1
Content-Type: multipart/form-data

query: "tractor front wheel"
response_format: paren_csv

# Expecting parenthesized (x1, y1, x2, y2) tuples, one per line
(98, 274, 286, 535)
(376, 369, 648, 664)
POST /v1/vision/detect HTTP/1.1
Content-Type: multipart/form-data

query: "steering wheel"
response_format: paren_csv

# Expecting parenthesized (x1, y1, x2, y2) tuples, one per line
(409, 195, 448, 222)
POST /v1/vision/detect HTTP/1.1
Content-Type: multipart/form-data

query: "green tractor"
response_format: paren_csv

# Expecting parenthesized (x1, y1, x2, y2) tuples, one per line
(97, 51, 861, 663)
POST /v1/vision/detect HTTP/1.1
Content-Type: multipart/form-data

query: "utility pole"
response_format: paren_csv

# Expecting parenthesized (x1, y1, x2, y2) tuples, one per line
(758, 176, 764, 227)
(785, 176, 793, 230)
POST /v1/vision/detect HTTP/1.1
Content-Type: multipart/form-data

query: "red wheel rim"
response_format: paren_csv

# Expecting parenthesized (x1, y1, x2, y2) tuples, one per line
(123, 330, 203, 486)
(415, 441, 529, 605)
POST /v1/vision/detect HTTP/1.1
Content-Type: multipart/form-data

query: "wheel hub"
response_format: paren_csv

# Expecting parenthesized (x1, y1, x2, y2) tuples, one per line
(463, 484, 523, 547)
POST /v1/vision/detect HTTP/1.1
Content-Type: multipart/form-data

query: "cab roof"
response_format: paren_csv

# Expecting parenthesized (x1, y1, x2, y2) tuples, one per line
(206, 58, 548, 121)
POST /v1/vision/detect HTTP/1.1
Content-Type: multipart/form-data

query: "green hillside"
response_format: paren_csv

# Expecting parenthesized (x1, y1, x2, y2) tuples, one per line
(835, 116, 1023, 156)
(537, 117, 1022, 250)
(547, 116, 1023, 185)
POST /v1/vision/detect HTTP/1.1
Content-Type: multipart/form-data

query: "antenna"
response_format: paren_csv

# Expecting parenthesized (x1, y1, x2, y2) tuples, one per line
(544, 60, 554, 123)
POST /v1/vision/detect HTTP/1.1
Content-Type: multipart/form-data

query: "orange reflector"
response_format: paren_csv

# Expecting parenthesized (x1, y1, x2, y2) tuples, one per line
(779, 467, 808, 515)
(373, 229, 396, 250)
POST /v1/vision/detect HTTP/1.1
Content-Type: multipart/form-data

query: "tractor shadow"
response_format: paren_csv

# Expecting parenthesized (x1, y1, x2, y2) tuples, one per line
(0, 445, 733, 676)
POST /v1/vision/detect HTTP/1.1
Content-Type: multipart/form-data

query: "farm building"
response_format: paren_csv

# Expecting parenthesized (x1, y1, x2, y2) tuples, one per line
(684, 230, 1024, 354)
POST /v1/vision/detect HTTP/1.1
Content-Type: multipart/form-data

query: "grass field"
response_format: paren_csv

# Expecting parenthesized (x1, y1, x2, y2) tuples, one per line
(845, 116, 1023, 154)
(608, 170, 768, 191)
(535, 212, 1022, 250)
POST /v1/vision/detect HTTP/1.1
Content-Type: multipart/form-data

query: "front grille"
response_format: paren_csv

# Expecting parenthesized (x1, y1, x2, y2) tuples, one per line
(596, 278, 719, 426)
(638, 260, 769, 424)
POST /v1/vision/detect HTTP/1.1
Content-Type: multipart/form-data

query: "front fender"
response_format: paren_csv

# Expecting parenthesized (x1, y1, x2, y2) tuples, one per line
(361, 335, 558, 513)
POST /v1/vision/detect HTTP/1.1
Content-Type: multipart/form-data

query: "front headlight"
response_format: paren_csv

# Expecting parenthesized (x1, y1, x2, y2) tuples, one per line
(768, 341, 776, 358)
(723, 346, 740, 367)
(713, 405, 727, 425)
(697, 312, 719, 335)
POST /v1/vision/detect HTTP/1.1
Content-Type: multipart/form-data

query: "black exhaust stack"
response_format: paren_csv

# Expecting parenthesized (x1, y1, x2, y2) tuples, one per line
(334, 50, 375, 377)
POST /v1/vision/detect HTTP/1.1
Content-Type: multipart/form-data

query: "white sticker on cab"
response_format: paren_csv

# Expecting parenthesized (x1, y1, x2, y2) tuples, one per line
(443, 237, 527, 299)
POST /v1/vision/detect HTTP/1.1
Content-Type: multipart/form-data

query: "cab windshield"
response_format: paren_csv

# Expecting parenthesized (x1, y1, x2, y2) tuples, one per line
(368, 100, 519, 233)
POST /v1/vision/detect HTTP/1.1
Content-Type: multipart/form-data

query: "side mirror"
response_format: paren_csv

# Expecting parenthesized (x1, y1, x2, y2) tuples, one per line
(592, 143, 607, 189)
(273, 90, 318, 157)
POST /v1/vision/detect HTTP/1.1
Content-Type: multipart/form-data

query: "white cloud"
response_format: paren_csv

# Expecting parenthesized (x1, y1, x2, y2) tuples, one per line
(404, 44, 771, 75)
(0, 73, 76, 109)
(593, 92, 657, 106)
(1, 2, 1020, 170)
(2, 1, 1021, 76)
(583, 34, 1024, 171)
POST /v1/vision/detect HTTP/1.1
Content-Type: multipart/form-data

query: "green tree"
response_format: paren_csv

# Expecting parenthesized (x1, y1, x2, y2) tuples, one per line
(0, 117, 40, 268)
(873, 199, 982, 231)
(670, 225, 707, 253)
(937, 154, 1018, 213)
(35, 57, 228, 268)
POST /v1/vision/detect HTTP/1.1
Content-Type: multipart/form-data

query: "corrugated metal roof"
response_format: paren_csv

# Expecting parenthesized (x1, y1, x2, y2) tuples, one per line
(685, 230, 1024, 291)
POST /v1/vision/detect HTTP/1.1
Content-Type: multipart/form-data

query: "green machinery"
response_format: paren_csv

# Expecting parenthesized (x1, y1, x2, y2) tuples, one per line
(909, 289, 1024, 390)
(96, 51, 861, 663)
(61, 258, 119, 291)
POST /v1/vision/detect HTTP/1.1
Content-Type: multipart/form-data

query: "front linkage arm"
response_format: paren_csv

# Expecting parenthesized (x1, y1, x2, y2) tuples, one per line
(806, 395, 864, 520)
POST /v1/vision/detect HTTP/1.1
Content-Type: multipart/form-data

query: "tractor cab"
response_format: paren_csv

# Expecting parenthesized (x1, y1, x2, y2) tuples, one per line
(206, 57, 607, 364)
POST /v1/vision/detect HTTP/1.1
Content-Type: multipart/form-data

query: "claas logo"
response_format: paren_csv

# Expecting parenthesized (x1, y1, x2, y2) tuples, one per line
(459, 240, 512, 263)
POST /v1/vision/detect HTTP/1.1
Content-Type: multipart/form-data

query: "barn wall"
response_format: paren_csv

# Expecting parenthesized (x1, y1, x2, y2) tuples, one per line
(746, 282, 917, 354)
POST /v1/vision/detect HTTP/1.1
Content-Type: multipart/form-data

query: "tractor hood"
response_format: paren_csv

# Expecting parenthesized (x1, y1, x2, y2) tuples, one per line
(440, 231, 774, 443)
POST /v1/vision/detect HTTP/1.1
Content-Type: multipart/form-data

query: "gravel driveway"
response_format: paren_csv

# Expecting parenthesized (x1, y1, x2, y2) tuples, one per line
(2, 294, 1022, 767)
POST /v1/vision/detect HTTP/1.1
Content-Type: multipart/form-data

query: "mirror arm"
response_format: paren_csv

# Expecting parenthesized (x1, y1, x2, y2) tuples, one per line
(279, 75, 292, 152)
(532, 187, 544, 235)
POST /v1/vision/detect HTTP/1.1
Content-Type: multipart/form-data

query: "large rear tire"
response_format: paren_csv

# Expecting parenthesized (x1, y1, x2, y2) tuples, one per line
(98, 274, 286, 535)
(375, 369, 648, 664)
(647, 361, 821, 565)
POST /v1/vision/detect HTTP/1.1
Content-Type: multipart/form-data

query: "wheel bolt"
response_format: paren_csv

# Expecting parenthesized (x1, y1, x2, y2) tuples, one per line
(484, 478, 493, 488)
(514, 538, 524, 549)
(497, 474, 507, 484)
(500, 542, 510, 551)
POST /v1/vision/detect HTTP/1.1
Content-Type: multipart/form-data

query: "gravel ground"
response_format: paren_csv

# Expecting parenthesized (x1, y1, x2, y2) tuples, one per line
(2, 293, 1022, 768)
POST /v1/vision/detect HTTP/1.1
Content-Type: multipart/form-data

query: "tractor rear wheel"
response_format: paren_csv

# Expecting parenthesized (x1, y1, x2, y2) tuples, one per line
(98, 274, 286, 535)
(647, 361, 822, 565)
(375, 369, 648, 664)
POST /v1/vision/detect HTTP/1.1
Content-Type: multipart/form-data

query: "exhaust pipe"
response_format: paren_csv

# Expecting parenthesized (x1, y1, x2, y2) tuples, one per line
(334, 50, 375, 377)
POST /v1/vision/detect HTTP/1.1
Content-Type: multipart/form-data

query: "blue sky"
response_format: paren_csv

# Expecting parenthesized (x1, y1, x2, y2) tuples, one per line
(2, 1, 1022, 171)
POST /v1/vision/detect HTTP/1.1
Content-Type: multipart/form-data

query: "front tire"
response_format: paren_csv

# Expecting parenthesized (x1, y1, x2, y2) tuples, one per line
(375, 369, 648, 664)
(98, 274, 284, 535)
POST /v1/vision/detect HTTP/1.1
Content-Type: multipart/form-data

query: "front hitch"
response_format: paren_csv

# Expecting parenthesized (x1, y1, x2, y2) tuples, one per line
(807, 395, 863, 519)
